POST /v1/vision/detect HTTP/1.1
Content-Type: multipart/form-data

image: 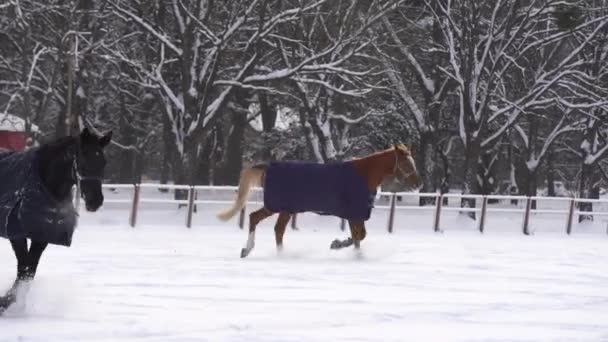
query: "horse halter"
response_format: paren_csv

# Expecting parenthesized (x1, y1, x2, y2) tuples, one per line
(71, 143, 103, 184)
(392, 149, 416, 182)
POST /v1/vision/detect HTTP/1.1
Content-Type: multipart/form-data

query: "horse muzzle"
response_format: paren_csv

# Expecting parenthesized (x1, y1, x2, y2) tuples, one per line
(84, 194, 104, 212)
(406, 174, 422, 190)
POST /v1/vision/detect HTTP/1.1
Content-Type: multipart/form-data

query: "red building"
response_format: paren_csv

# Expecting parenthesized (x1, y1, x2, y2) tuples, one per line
(0, 114, 38, 151)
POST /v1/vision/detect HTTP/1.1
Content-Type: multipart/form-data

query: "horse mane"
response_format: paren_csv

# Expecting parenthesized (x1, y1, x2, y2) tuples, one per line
(350, 144, 414, 190)
(352, 144, 410, 161)
(37, 136, 78, 201)
(39, 136, 77, 153)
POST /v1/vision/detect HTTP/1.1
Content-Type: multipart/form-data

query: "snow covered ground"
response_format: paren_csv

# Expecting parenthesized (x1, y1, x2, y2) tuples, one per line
(1, 193, 608, 341)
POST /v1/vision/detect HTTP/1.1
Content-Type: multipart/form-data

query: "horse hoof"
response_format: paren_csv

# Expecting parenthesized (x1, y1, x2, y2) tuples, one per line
(240, 248, 250, 258)
(330, 239, 342, 249)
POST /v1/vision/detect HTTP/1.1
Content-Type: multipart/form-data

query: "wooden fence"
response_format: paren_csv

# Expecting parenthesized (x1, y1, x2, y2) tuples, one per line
(88, 183, 608, 234)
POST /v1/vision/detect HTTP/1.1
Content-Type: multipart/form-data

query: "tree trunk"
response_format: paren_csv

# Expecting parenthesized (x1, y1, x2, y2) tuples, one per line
(461, 139, 481, 219)
(438, 144, 451, 205)
(578, 161, 593, 222)
(159, 113, 172, 190)
(525, 167, 538, 209)
(172, 139, 192, 204)
(118, 95, 136, 183)
(508, 142, 519, 205)
(259, 92, 277, 160)
(64, 35, 75, 136)
(524, 114, 539, 209)
(172, 154, 188, 201)
(218, 111, 246, 185)
(579, 119, 598, 222)
(418, 132, 437, 206)
(546, 149, 555, 197)
(55, 105, 68, 138)
(194, 132, 215, 185)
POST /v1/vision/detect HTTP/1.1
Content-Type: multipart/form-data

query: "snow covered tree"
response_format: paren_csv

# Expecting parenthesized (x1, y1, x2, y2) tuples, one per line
(0, 1, 65, 137)
(109, 0, 399, 184)
(378, 2, 455, 203)
(426, 0, 608, 214)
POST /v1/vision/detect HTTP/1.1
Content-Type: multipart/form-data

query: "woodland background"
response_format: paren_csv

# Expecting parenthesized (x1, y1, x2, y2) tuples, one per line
(1, 0, 608, 215)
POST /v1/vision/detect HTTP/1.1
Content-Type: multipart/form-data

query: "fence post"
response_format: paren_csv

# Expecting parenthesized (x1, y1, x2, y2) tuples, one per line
(291, 213, 298, 230)
(566, 198, 575, 235)
(186, 186, 195, 228)
(478, 196, 488, 233)
(238, 207, 246, 229)
(387, 193, 397, 233)
(129, 184, 141, 228)
(433, 193, 443, 232)
(522, 197, 532, 235)
(340, 218, 346, 231)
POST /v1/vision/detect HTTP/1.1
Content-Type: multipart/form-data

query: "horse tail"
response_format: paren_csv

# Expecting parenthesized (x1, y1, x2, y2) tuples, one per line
(217, 165, 265, 221)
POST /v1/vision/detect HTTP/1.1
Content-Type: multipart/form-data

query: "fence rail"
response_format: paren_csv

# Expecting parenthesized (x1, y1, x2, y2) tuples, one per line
(94, 183, 608, 234)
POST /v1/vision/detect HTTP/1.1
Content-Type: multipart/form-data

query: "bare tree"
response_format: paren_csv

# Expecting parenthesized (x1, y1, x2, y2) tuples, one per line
(379, 2, 454, 203)
(426, 0, 608, 215)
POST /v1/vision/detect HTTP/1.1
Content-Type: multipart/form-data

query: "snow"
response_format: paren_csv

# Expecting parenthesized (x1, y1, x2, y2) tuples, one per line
(1, 189, 608, 341)
(248, 106, 297, 132)
(76, 86, 86, 99)
(585, 143, 608, 166)
(0, 114, 39, 133)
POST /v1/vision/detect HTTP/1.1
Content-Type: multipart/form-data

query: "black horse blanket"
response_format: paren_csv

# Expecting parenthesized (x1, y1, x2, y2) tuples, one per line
(263, 161, 375, 220)
(0, 148, 77, 246)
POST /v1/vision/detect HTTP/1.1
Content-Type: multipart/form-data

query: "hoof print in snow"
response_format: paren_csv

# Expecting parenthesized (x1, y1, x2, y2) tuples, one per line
(0, 295, 15, 315)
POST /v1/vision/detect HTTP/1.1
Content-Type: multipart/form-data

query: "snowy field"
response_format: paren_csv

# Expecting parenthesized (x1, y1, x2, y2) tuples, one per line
(1, 189, 608, 341)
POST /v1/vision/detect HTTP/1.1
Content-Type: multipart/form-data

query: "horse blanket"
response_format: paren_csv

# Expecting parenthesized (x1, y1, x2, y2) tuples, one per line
(263, 161, 375, 220)
(0, 148, 77, 246)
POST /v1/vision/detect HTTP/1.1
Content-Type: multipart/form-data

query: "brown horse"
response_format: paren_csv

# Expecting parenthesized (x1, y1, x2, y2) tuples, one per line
(217, 144, 421, 258)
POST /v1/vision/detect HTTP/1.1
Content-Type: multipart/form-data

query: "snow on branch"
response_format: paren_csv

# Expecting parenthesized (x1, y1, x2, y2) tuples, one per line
(328, 109, 383, 124)
(198, 52, 259, 133)
(24, 44, 48, 93)
(526, 115, 586, 171)
(241, 43, 342, 83)
(381, 56, 429, 132)
(110, 2, 184, 56)
(155, 45, 185, 113)
(293, 77, 371, 97)
(178, 2, 220, 44)
(382, 17, 434, 94)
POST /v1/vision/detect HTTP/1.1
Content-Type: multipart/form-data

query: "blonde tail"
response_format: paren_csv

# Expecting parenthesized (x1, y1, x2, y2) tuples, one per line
(217, 167, 264, 221)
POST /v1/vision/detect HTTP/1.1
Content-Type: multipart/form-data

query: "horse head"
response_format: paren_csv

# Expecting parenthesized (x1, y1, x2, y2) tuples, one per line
(389, 144, 421, 190)
(76, 128, 112, 212)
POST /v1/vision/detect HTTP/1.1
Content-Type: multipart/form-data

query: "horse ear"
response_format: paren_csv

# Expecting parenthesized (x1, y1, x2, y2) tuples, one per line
(99, 131, 113, 148)
(409, 145, 416, 155)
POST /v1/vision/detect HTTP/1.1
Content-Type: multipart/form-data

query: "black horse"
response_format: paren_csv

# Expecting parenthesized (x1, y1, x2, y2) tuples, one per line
(0, 128, 111, 314)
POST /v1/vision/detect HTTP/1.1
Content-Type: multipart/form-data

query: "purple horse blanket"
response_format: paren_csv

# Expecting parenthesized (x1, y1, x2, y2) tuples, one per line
(263, 161, 375, 220)
(0, 149, 77, 246)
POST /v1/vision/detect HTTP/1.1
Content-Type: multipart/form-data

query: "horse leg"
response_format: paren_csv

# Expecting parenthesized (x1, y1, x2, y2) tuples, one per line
(330, 219, 354, 249)
(274, 212, 291, 251)
(241, 207, 274, 258)
(26, 240, 48, 279)
(330, 220, 366, 249)
(349, 220, 367, 249)
(14, 241, 48, 310)
(0, 239, 29, 313)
